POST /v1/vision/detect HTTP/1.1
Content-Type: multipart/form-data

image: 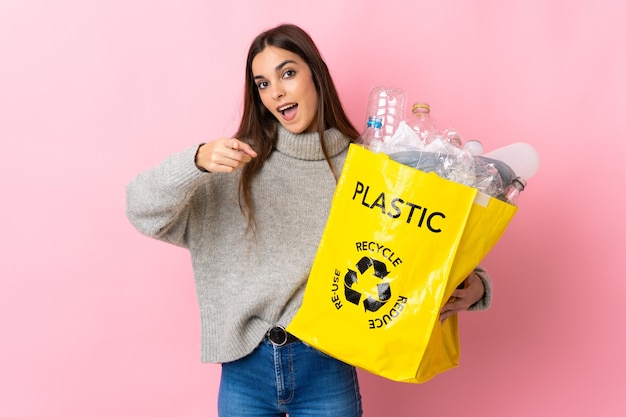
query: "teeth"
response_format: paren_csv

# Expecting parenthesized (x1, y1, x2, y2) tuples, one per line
(279, 104, 297, 112)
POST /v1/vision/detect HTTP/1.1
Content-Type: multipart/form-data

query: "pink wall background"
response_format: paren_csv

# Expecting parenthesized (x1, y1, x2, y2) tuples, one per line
(1, 0, 624, 416)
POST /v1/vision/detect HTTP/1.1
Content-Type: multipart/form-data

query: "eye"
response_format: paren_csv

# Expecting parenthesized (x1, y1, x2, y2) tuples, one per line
(283, 69, 296, 79)
(257, 81, 269, 90)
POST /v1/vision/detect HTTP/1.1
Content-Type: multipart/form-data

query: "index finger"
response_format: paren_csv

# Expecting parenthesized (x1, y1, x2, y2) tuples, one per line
(230, 139, 258, 158)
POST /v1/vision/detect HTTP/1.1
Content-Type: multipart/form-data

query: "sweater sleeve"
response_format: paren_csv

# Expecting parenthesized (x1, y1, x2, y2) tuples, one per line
(125, 145, 207, 248)
(467, 265, 492, 311)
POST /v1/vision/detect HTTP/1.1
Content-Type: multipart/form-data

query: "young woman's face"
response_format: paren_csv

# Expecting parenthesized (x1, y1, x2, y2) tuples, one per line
(252, 46, 319, 133)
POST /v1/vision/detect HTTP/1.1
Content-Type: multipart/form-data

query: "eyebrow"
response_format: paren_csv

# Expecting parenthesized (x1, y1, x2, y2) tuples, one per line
(253, 59, 297, 80)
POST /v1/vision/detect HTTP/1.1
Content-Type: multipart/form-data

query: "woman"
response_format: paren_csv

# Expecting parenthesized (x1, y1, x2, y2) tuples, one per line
(126, 23, 491, 417)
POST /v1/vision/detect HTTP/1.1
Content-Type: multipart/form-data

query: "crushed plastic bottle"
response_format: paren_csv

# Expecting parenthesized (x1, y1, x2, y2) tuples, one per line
(366, 86, 406, 143)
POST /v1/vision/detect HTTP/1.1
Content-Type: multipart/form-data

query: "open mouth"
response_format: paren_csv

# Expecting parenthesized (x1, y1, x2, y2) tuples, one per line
(278, 103, 298, 120)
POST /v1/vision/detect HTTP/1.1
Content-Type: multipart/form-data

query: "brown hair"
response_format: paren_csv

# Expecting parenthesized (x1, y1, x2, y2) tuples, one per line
(234, 23, 359, 230)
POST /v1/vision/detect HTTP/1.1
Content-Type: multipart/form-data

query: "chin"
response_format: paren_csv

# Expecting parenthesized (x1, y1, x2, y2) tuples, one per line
(279, 118, 318, 134)
(281, 124, 306, 134)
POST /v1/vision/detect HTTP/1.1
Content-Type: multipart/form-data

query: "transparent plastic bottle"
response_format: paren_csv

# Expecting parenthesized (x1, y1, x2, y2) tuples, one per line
(356, 116, 384, 151)
(503, 177, 527, 205)
(444, 127, 463, 148)
(366, 86, 407, 142)
(406, 102, 439, 143)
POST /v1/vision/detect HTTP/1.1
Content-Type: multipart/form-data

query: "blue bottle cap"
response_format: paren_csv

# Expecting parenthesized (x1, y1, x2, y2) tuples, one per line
(367, 117, 383, 129)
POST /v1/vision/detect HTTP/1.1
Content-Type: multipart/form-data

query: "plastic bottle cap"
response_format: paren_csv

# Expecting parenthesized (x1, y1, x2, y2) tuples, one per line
(411, 103, 431, 114)
(367, 117, 383, 129)
(512, 177, 527, 191)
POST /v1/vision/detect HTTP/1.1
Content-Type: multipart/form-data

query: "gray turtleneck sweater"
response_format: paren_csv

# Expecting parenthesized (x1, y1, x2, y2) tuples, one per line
(126, 125, 491, 363)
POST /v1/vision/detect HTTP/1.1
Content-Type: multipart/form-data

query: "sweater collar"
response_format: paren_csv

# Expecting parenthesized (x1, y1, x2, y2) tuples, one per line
(275, 125, 350, 161)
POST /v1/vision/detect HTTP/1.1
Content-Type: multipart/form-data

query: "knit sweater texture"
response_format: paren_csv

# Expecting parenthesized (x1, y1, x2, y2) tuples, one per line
(126, 125, 492, 363)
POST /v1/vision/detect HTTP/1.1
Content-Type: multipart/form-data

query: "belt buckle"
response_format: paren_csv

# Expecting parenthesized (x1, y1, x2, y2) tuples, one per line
(267, 325, 288, 346)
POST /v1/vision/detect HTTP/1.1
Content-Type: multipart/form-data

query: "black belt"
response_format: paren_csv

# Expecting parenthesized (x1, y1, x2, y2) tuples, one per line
(266, 326, 299, 346)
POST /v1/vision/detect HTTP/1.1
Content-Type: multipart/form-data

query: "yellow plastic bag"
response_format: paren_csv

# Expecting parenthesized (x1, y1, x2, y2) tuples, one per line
(288, 144, 517, 383)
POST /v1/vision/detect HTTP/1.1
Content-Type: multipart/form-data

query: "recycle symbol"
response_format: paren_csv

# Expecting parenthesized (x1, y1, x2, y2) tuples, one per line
(344, 256, 391, 312)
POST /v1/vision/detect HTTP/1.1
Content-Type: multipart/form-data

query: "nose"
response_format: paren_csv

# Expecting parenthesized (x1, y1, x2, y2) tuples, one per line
(272, 85, 285, 100)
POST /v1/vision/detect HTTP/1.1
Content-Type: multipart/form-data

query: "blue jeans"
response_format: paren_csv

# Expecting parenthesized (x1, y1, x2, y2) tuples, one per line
(218, 339, 362, 417)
